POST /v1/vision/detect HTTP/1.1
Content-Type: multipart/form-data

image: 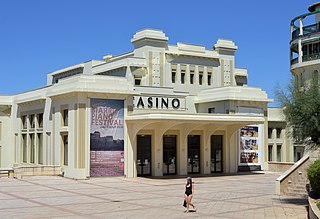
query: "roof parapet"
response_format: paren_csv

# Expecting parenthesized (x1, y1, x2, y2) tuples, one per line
(214, 39, 238, 52)
(131, 29, 168, 44)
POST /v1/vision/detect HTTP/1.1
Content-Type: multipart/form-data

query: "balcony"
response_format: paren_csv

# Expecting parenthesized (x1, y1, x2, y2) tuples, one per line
(290, 53, 320, 68)
(290, 3, 320, 42)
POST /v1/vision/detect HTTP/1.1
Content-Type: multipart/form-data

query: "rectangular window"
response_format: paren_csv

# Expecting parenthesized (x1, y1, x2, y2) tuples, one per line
(277, 145, 282, 162)
(134, 78, 141, 86)
(37, 113, 44, 128)
(30, 134, 35, 163)
(199, 71, 203, 85)
(268, 145, 273, 161)
(208, 72, 212, 85)
(309, 44, 313, 54)
(276, 128, 282, 139)
(313, 43, 319, 54)
(30, 114, 35, 129)
(62, 109, 69, 127)
(268, 128, 273, 139)
(190, 72, 194, 84)
(22, 134, 27, 163)
(38, 133, 43, 164)
(208, 108, 215, 113)
(302, 45, 307, 55)
(181, 69, 185, 84)
(171, 69, 176, 83)
(63, 135, 68, 165)
(14, 134, 18, 163)
(22, 115, 27, 129)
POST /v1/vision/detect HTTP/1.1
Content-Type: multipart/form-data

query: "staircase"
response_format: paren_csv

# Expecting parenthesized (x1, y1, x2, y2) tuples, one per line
(276, 154, 310, 197)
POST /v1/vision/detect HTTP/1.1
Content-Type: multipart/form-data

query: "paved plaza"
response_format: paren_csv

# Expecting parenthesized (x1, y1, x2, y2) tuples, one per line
(0, 172, 308, 219)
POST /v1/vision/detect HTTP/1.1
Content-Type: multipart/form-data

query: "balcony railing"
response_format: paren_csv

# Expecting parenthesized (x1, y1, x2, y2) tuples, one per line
(291, 53, 320, 66)
(302, 53, 320, 62)
(292, 23, 320, 40)
(291, 57, 298, 65)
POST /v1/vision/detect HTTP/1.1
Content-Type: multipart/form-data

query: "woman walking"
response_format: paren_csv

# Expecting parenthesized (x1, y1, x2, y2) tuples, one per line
(184, 176, 196, 213)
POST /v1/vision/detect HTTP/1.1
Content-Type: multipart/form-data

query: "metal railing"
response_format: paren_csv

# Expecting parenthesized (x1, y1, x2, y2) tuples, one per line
(292, 23, 320, 40)
(302, 53, 320, 62)
(291, 53, 320, 66)
(291, 57, 298, 65)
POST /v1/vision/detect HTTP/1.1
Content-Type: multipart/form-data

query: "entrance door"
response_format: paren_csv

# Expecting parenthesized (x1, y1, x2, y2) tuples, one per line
(188, 135, 200, 174)
(211, 135, 223, 173)
(163, 135, 177, 175)
(137, 135, 151, 176)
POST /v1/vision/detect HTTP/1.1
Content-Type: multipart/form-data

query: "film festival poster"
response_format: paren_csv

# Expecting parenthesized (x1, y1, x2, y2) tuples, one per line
(240, 126, 259, 164)
(90, 99, 124, 176)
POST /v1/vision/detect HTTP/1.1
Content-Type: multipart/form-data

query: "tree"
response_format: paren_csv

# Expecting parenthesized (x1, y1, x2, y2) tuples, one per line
(275, 76, 320, 150)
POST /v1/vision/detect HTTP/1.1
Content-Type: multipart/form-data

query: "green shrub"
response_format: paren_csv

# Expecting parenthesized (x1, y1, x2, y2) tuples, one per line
(308, 159, 320, 195)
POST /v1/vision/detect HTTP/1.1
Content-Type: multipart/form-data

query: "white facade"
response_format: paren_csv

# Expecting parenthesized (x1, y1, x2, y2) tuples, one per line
(0, 29, 272, 179)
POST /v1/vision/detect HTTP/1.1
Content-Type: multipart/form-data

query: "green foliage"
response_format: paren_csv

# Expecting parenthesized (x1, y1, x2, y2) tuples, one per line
(275, 76, 320, 149)
(308, 160, 320, 195)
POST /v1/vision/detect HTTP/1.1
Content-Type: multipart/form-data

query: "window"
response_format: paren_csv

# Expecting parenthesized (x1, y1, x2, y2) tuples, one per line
(309, 44, 313, 54)
(22, 134, 27, 163)
(181, 69, 185, 84)
(38, 133, 43, 164)
(208, 108, 215, 113)
(313, 43, 319, 54)
(134, 78, 141, 85)
(277, 145, 282, 162)
(30, 134, 35, 163)
(22, 115, 27, 129)
(199, 71, 203, 85)
(62, 109, 69, 127)
(268, 145, 273, 161)
(297, 152, 301, 161)
(37, 113, 44, 128)
(29, 114, 35, 129)
(268, 128, 273, 139)
(190, 70, 194, 84)
(302, 45, 307, 55)
(208, 72, 212, 85)
(276, 128, 282, 139)
(63, 135, 68, 165)
(171, 69, 176, 83)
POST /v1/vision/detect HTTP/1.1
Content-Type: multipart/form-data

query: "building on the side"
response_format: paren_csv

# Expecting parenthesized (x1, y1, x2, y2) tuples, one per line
(289, 2, 320, 157)
(0, 28, 277, 179)
(290, 2, 320, 85)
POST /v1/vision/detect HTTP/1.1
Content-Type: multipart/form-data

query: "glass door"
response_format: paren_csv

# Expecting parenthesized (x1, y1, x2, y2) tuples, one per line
(163, 135, 177, 175)
(188, 135, 200, 174)
(137, 135, 151, 176)
(211, 135, 223, 173)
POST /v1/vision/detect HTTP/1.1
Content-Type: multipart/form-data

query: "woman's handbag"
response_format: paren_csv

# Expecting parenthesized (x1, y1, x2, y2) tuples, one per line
(183, 199, 187, 207)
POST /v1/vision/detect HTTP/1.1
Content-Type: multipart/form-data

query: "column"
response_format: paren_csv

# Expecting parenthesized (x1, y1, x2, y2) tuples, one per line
(153, 129, 163, 176)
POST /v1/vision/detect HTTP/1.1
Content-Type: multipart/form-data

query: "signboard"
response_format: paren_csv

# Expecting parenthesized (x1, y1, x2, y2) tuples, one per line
(239, 125, 260, 166)
(90, 99, 124, 176)
(133, 96, 185, 110)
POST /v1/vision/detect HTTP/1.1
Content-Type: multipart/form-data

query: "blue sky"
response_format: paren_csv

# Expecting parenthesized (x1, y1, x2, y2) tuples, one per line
(0, 1, 316, 106)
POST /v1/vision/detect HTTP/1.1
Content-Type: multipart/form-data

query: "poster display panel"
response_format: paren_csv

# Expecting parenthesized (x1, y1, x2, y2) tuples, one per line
(90, 99, 124, 176)
(239, 126, 260, 165)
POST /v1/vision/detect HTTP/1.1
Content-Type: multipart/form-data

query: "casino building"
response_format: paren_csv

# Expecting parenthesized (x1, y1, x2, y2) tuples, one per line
(0, 29, 273, 179)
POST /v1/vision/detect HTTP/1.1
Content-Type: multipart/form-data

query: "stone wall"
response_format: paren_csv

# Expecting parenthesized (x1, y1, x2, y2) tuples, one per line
(268, 162, 294, 172)
(276, 155, 310, 196)
(13, 166, 61, 179)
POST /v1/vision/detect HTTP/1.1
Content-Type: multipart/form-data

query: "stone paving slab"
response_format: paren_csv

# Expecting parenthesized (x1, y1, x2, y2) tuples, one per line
(0, 172, 308, 218)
